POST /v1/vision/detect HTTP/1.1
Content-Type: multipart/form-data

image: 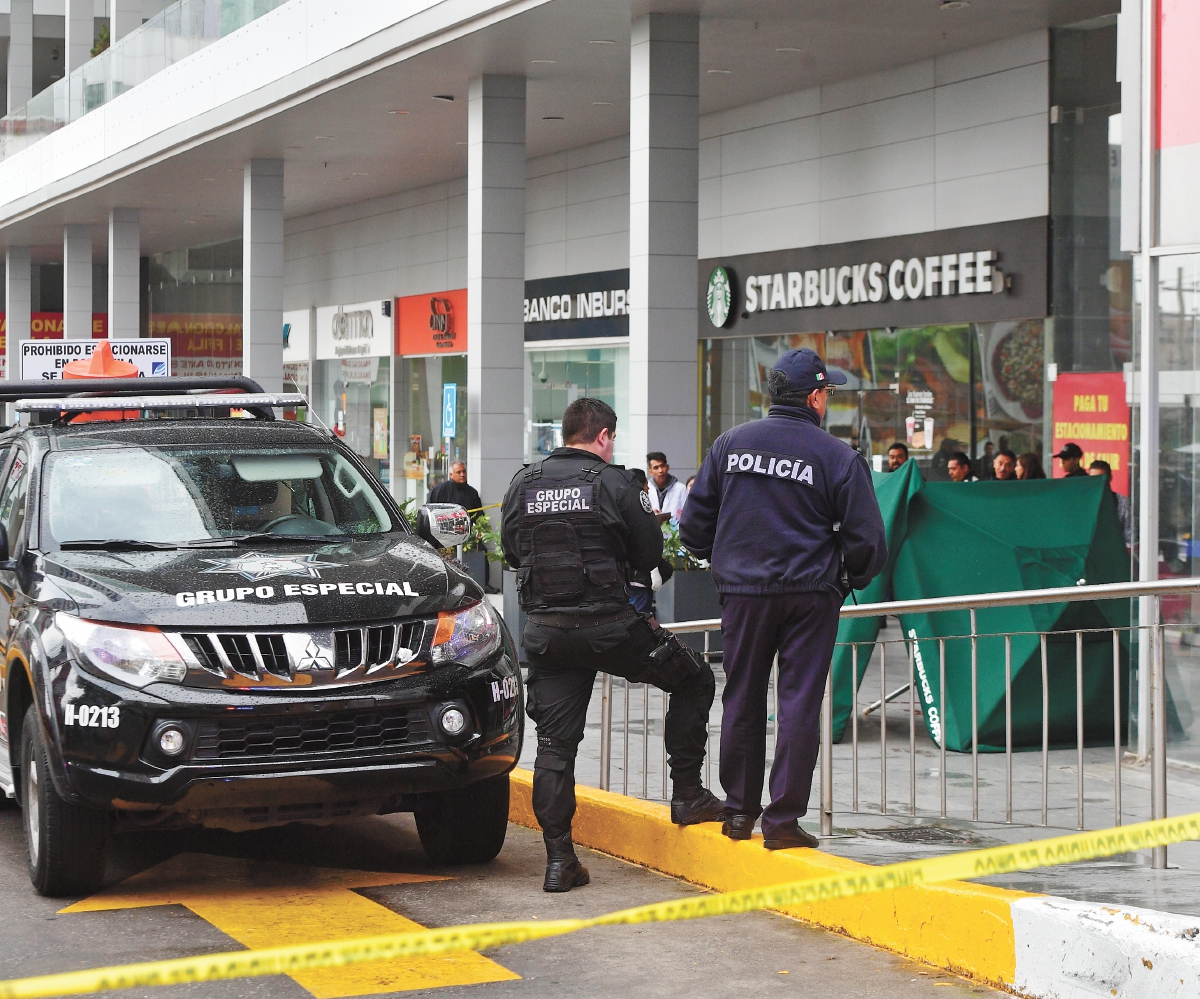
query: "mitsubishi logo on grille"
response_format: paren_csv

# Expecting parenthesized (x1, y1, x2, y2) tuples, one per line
(296, 639, 333, 672)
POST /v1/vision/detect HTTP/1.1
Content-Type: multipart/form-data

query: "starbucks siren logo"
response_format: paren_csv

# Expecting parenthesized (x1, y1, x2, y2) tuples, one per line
(706, 266, 732, 328)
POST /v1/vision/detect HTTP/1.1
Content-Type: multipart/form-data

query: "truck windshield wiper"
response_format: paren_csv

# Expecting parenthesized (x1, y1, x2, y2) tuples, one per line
(58, 539, 181, 551)
(188, 533, 342, 546)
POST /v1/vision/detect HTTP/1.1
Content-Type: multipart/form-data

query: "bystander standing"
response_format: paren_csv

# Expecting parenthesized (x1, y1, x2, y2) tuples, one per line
(1089, 460, 1131, 546)
(647, 452, 688, 524)
(1054, 442, 1087, 477)
(887, 442, 909, 471)
(1016, 452, 1046, 480)
(947, 452, 974, 482)
(993, 449, 1018, 480)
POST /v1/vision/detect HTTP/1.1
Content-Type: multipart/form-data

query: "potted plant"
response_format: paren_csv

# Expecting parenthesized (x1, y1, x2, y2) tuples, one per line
(462, 513, 504, 592)
(659, 522, 722, 650)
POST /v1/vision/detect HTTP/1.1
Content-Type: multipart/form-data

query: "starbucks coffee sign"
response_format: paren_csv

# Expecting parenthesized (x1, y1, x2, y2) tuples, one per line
(696, 217, 1048, 337)
(706, 266, 732, 328)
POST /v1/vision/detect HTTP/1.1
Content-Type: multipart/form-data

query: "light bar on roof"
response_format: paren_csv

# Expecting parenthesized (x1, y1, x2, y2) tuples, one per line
(14, 393, 308, 412)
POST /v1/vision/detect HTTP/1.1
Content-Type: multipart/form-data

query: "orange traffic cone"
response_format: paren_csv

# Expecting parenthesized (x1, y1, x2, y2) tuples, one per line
(63, 340, 139, 422)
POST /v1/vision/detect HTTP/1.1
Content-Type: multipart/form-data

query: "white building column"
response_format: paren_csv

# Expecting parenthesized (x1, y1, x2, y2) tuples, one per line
(466, 75, 526, 506)
(6, 247, 31, 384)
(65, 0, 93, 75)
(243, 159, 284, 392)
(63, 225, 93, 339)
(8, 0, 33, 112)
(628, 13, 700, 477)
(112, 0, 142, 43)
(108, 209, 140, 339)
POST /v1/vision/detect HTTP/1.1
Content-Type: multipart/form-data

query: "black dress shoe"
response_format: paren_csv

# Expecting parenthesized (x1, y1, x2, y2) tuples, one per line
(543, 833, 590, 893)
(722, 813, 755, 840)
(671, 787, 726, 825)
(762, 822, 820, 850)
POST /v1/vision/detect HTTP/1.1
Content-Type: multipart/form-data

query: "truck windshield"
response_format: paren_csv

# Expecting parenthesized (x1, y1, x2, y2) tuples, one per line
(43, 446, 395, 547)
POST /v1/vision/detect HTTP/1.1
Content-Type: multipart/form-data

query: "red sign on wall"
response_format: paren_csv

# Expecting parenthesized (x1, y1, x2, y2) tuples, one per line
(0, 312, 109, 343)
(1051, 372, 1130, 496)
(396, 289, 467, 356)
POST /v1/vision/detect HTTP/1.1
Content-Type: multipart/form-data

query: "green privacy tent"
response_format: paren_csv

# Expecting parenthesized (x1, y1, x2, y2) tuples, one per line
(891, 477, 1130, 752)
(829, 460, 923, 741)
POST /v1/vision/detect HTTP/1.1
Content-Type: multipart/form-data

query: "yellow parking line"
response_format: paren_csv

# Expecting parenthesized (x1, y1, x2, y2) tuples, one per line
(61, 852, 518, 997)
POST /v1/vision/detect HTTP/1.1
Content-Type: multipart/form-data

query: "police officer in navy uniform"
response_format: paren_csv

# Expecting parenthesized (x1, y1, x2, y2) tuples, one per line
(680, 349, 887, 849)
(502, 397, 725, 892)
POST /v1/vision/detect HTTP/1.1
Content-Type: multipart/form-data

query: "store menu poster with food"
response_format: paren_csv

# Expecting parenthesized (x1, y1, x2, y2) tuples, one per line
(1052, 371, 1130, 495)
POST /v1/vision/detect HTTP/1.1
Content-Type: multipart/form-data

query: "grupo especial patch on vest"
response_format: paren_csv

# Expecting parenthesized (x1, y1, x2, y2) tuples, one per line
(726, 449, 815, 485)
(524, 484, 595, 515)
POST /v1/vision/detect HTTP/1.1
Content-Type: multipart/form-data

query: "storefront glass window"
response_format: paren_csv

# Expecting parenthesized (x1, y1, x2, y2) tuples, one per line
(1133, 253, 1200, 761)
(144, 239, 243, 376)
(1049, 19, 1128, 375)
(525, 346, 629, 468)
(700, 324, 1044, 479)
(313, 356, 391, 488)
(395, 354, 468, 506)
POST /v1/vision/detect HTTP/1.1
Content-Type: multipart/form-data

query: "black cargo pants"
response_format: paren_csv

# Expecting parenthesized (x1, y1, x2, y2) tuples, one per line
(523, 607, 715, 840)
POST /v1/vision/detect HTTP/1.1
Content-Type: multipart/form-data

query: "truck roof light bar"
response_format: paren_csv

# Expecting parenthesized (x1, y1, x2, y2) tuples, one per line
(14, 393, 307, 413)
(0, 375, 267, 403)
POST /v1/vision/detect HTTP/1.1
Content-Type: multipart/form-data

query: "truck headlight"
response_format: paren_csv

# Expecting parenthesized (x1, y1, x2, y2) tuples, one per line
(56, 613, 187, 688)
(430, 600, 501, 669)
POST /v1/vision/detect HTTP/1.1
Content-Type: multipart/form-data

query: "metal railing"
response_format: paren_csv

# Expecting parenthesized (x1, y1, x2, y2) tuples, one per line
(0, 0, 289, 163)
(593, 578, 1196, 870)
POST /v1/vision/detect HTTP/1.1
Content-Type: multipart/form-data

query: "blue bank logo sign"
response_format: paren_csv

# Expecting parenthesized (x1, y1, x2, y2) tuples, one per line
(442, 383, 457, 439)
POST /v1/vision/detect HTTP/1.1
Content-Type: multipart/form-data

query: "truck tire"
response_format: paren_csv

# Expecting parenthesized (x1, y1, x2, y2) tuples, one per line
(415, 773, 509, 865)
(21, 706, 109, 896)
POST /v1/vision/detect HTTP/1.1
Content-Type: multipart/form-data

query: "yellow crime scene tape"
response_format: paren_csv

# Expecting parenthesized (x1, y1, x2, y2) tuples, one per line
(466, 503, 501, 513)
(2, 810, 1197, 999)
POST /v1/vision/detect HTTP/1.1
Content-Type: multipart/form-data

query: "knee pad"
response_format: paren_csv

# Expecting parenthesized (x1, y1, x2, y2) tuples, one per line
(534, 735, 577, 773)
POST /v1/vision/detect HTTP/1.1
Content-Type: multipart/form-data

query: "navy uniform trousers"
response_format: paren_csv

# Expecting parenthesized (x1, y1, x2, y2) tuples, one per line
(719, 590, 842, 838)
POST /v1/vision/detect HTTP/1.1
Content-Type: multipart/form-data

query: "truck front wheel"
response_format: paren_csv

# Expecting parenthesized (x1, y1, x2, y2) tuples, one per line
(415, 773, 510, 865)
(21, 706, 109, 896)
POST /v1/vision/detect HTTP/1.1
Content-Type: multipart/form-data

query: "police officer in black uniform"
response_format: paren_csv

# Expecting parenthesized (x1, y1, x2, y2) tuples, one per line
(502, 397, 725, 892)
(680, 349, 888, 850)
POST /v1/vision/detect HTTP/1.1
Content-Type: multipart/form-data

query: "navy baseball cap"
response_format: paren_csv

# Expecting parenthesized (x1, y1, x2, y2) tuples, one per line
(771, 348, 849, 394)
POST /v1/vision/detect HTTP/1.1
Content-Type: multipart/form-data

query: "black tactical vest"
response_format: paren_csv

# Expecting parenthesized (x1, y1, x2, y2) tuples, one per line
(516, 461, 629, 612)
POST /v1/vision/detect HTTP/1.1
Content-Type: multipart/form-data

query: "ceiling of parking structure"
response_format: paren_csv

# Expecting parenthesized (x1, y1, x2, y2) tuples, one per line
(0, 0, 1119, 255)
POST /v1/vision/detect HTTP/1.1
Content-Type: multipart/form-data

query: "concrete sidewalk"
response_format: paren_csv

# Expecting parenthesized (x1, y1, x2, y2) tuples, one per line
(506, 769, 1200, 998)
(516, 658, 1200, 918)
(514, 644, 1200, 996)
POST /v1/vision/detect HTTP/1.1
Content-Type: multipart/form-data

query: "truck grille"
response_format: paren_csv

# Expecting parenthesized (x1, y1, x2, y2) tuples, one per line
(192, 705, 430, 761)
(173, 621, 427, 687)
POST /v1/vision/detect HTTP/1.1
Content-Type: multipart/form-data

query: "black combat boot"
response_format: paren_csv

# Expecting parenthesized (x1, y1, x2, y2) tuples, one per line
(543, 833, 590, 893)
(670, 783, 726, 825)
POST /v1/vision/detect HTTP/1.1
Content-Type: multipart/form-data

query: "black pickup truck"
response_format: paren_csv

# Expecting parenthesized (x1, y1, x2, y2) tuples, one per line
(0, 378, 521, 895)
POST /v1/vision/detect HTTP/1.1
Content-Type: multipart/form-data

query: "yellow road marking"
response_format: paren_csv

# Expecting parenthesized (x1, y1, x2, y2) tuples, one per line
(60, 853, 518, 997)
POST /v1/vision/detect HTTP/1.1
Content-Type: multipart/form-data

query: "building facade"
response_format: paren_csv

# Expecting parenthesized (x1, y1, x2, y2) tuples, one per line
(0, 0, 1194, 759)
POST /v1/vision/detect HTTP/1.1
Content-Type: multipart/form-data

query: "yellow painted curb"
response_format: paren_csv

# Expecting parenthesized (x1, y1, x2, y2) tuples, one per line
(508, 768, 1033, 988)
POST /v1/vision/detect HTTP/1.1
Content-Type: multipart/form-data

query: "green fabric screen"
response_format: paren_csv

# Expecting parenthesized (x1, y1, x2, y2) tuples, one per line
(829, 460, 923, 741)
(831, 469, 1130, 752)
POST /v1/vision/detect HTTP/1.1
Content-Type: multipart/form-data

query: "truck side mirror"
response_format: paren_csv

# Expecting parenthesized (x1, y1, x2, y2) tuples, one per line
(417, 504, 471, 550)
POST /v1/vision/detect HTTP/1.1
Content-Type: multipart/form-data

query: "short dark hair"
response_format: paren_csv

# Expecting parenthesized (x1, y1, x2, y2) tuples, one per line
(767, 368, 811, 407)
(949, 452, 971, 467)
(996, 449, 1018, 461)
(646, 451, 668, 466)
(888, 442, 908, 455)
(1089, 459, 1113, 479)
(562, 397, 617, 446)
(630, 468, 648, 487)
